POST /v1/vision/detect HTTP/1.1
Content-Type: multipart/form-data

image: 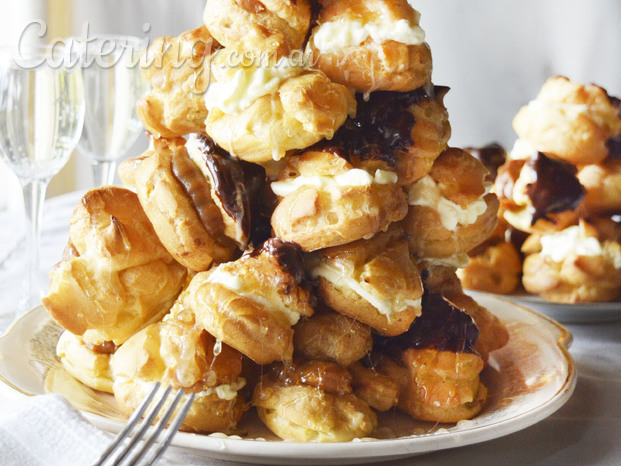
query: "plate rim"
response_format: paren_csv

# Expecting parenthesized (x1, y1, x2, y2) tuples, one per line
(0, 300, 577, 462)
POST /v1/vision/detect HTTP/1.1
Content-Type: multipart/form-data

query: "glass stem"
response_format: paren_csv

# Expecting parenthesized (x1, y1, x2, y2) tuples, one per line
(92, 160, 116, 186)
(21, 178, 48, 309)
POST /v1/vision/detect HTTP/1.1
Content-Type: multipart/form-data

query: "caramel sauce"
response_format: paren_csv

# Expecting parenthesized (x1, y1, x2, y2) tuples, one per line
(271, 359, 352, 395)
(84, 340, 118, 354)
(374, 289, 479, 357)
(526, 152, 585, 224)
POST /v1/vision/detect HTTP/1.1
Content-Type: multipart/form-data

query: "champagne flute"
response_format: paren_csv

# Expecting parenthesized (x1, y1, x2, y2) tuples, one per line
(73, 35, 148, 186)
(0, 45, 85, 315)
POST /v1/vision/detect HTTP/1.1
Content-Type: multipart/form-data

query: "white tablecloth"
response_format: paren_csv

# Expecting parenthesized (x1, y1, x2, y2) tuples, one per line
(1, 191, 620, 466)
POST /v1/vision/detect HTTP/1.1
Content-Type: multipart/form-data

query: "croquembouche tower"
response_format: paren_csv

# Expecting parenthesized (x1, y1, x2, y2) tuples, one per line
(43, 0, 509, 441)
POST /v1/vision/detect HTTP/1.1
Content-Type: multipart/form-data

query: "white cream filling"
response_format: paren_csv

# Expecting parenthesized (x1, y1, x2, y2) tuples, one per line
(122, 378, 246, 403)
(270, 168, 397, 197)
(407, 176, 489, 230)
(207, 266, 301, 326)
(509, 139, 538, 160)
(205, 55, 305, 114)
(313, 18, 425, 53)
(539, 226, 604, 262)
(422, 254, 470, 269)
(311, 263, 420, 317)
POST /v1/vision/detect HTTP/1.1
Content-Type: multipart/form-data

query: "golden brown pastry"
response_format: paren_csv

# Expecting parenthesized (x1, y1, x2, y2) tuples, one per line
(253, 359, 377, 441)
(348, 361, 399, 412)
(204, 48, 356, 163)
(373, 291, 487, 423)
(137, 26, 216, 138)
(494, 152, 585, 234)
(203, 0, 311, 56)
(270, 149, 408, 251)
(577, 157, 621, 215)
(322, 84, 451, 186)
(56, 331, 115, 393)
(42, 187, 187, 345)
(521, 220, 621, 303)
(513, 76, 621, 165)
(111, 304, 248, 433)
(123, 137, 240, 271)
(293, 306, 373, 367)
(404, 147, 499, 258)
(306, 0, 432, 93)
(180, 239, 315, 364)
(310, 226, 423, 336)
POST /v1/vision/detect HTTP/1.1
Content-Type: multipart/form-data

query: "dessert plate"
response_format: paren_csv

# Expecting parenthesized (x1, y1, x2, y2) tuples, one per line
(0, 296, 576, 465)
(470, 290, 621, 324)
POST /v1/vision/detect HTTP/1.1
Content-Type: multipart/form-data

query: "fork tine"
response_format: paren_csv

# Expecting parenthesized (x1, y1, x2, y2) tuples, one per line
(130, 391, 196, 466)
(94, 381, 162, 466)
(110, 385, 174, 465)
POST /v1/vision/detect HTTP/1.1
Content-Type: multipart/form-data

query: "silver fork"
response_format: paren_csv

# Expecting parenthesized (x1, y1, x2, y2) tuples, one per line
(94, 382, 195, 466)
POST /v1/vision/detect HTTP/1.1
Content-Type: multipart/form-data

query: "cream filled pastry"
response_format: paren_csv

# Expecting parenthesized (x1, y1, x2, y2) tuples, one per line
(253, 359, 377, 442)
(137, 26, 216, 138)
(577, 157, 621, 216)
(495, 152, 585, 233)
(203, 0, 312, 57)
(404, 147, 499, 258)
(111, 303, 248, 433)
(513, 76, 621, 165)
(307, 0, 431, 92)
(521, 220, 621, 303)
(311, 225, 423, 336)
(204, 48, 356, 163)
(270, 149, 408, 251)
(42, 186, 187, 345)
(179, 239, 315, 364)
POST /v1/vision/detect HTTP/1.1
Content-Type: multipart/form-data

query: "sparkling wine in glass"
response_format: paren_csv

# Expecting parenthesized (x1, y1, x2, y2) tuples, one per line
(0, 45, 85, 314)
(73, 35, 148, 186)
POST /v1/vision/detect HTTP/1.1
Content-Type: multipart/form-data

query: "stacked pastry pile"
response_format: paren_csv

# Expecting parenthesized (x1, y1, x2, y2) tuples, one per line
(43, 0, 508, 442)
(460, 77, 621, 303)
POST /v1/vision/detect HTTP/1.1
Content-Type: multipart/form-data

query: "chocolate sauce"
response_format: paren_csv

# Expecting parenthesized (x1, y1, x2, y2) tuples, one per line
(606, 136, 621, 159)
(317, 85, 449, 166)
(465, 142, 507, 180)
(373, 289, 479, 356)
(526, 152, 585, 224)
(192, 134, 267, 245)
(251, 238, 307, 286)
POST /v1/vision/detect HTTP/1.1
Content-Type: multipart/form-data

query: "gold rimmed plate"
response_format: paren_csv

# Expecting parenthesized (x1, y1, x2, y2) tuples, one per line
(0, 295, 576, 465)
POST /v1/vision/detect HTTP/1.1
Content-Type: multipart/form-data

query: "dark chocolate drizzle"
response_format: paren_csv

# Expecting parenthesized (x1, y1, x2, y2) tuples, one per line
(606, 136, 621, 159)
(465, 142, 507, 180)
(526, 152, 585, 224)
(316, 85, 449, 166)
(192, 134, 267, 245)
(373, 288, 479, 356)
(251, 238, 307, 286)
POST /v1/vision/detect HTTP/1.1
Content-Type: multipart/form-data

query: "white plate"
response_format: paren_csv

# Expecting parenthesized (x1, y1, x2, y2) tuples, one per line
(0, 296, 576, 465)
(472, 290, 621, 324)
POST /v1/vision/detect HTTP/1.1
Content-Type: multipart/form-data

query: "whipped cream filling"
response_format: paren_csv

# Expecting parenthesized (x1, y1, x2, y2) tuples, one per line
(313, 18, 425, 53)
(407, 176, 490, 231)
(205, 55, 305, 114)
(270, 168, 398, 197)
(121, 377, 246, 403)
(206, 266, 301, 325)
(311, 263, 420, 317)
(539, 226, 604, 262)
(509, 139, 538, 160)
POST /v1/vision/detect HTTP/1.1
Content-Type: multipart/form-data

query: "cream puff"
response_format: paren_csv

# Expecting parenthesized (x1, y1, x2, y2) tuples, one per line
(293, 306, 373, 367)
(179, 239, 315, 364)
(310, 225, 423, 336)
(270, 148, 408, 251)
(204, 48, 356, 163)
(404, 147, 499, 258)
(137, 26, 216, 138)
(513, 76, 621, 165)
(373, 290, 487, 423)
(42, 186, 187, 345)
(577, 157, 621, 216)
(306, 0, 432, 93)
(203, 0, 312, 57)
(253, 359, 377, 442)
(120, 137, 253, 271)
(521, 220, 621, 303)
(110, 304, 248, 433)
(495, 151, 585, 233)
